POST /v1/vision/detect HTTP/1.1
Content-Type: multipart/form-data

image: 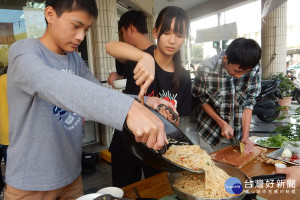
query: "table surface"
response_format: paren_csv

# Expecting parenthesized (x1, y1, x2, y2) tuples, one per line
(122, 149, 300, 199)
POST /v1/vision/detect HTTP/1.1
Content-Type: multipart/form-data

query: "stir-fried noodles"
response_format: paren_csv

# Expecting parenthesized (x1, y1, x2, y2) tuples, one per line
(163, 145, 236, 198)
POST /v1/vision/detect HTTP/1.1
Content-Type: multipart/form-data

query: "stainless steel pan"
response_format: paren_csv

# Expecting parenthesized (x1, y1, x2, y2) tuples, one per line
(168, 162, 286, 200)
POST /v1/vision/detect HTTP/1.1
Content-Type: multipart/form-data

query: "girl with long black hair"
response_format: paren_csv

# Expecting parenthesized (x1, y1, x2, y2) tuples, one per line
(106, 6, 192, 187)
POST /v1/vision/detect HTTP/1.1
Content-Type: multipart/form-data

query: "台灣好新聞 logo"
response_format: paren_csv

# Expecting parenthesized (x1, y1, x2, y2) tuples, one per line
(225, 177, 243, 194)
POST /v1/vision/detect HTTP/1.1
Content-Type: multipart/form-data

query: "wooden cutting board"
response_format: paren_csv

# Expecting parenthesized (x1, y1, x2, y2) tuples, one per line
(210, 146, 267, 168)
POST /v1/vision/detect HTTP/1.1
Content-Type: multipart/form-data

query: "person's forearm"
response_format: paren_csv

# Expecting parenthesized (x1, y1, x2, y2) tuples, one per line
(201, 104, 227, 127)
(8, 51, 134, 131)
(106, 41, 155, 99)
(242, 108, 252, 140)
(106, 41, 149, 63)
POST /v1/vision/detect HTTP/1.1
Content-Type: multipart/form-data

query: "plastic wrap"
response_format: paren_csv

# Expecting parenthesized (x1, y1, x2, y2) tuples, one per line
(283, 141, 300, 154)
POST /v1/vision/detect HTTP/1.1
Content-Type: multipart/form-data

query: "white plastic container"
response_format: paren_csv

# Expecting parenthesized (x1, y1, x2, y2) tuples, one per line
(97, 187, 124, 198)
(76, 193, 102, 200)
(275, 163, 287, 169)
(113, 79, 127, 89)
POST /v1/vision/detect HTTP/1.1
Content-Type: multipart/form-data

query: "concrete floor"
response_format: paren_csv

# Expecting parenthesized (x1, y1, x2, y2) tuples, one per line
(81, 101, 299, 195)
(81, 159, 112, 194)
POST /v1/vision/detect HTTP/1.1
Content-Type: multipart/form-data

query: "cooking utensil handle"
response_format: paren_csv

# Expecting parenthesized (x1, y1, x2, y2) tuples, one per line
(132, 186, 158, 200)
(251, 174, 286, 187)
(156, 104, 178, 123)
(132, 186, 140, 198)
(252, 174, 286, 181)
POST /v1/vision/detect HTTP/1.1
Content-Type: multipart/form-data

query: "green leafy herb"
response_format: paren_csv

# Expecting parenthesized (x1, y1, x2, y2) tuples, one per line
(274, 107, 300, 140)
(257, 135, 289, 147)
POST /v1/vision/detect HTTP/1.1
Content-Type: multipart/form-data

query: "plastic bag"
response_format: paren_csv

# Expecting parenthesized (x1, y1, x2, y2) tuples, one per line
(283, 141, 300, 154)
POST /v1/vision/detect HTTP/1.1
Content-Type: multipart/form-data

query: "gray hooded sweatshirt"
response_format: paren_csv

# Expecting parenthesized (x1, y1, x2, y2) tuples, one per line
(6, 38, 134, 191)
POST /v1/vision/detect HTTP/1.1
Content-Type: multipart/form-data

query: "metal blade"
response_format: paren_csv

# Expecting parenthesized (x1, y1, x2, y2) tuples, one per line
(230, 135, 241, 153)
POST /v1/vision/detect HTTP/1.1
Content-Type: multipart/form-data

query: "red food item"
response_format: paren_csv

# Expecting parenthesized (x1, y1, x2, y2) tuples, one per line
(290, 153, 300, 162)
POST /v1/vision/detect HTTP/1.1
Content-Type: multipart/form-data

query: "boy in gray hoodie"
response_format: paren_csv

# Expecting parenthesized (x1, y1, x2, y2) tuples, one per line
(5, 0, 172, 199)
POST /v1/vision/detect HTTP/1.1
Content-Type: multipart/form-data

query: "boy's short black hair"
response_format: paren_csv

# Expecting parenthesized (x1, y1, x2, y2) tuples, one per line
(46, 0, 98, 20)
(225, 38, 261, 70)
(118, 10, 148, 34)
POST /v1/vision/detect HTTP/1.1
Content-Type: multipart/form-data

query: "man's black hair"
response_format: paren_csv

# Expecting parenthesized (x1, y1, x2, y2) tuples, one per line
(118, 10, 148, 34)
(45, 0, 98, 24)
(225, 38, 261, 70)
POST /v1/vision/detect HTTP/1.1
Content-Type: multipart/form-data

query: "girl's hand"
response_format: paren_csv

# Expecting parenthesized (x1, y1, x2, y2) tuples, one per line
(133, 53, 155, 99)
(156, 105, 179, 127)
(146, 97, 179, 126)
(105, 42, 155, 98)
(145, 97, 176, 112)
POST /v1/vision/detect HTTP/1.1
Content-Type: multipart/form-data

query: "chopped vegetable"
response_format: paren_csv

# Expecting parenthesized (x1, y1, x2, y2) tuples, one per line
(257, 135, 289, 147)
(240, 143, 245, 153)
(281, 149, 293, 158)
